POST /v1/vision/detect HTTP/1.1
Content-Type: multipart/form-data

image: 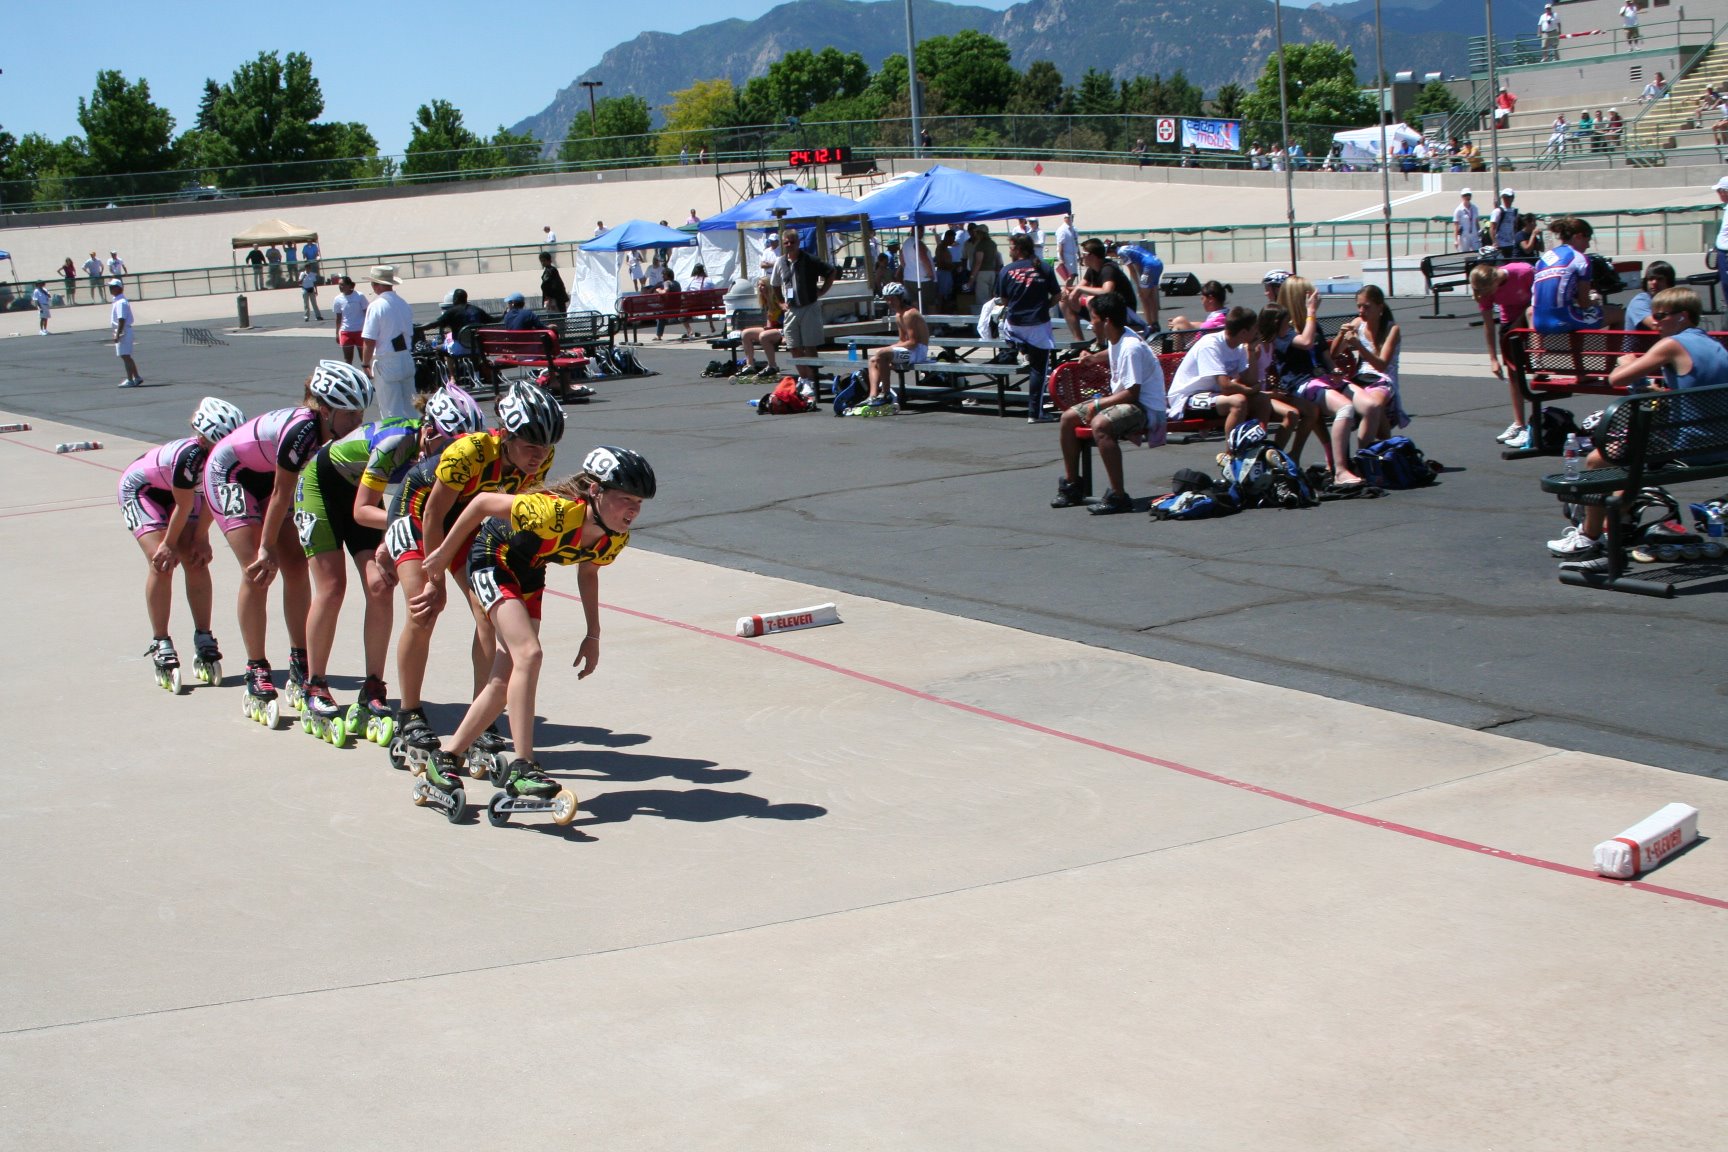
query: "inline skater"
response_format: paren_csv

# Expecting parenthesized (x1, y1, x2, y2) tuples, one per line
(383, 380, 562, 768)
(294, 385, 487, 743)
(119, 397, 246, 691)
(206, 360, 372, 725)
(412, 446, 655, 818)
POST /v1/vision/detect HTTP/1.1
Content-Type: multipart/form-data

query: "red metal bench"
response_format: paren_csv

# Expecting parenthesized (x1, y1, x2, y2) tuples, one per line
(1049, 352, 1210, 497)
(616, 288, 727, 343)
(471, 328, 590, 401)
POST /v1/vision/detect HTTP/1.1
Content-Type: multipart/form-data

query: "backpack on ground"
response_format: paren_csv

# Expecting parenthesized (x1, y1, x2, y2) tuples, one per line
(1352, 436, 1438, 490)
(757, 376, 816, 415)
(832, 371, 867, 416)
(1148, 468, 1240, 520)
(1537, 405, 1579, 452)
(1215, 419, 1280, 508)
(612, 346, 645, 375)
(1160, 271, 1201, 296)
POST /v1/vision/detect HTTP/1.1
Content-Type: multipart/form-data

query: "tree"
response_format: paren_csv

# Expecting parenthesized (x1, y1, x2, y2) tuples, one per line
(78, 71, 178, 196)
(1411, 80, 1463, 121)
(195, 80, 222, 134)
(194, 52, 379, 187)
(559, 95, 652, 165)
(1240, 43, 1376, 132)
(471, 127, 541, 174)
(658, 78, 737, 157)
(1007, 61, 1068, 117)
(1073, 68, 1120, 118)
(1210, 83, 1247, 120)
(737, 47, 870, 124)
(916, 30, 1015, 117)
(402, 99, 481, 179)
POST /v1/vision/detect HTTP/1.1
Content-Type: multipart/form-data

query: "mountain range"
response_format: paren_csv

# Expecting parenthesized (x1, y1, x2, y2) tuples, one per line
(511, 0, 1545, 145)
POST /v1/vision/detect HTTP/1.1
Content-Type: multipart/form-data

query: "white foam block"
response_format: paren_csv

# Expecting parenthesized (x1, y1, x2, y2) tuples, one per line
(735, 603, 841, 638)
(1592, 803, 1700, 878)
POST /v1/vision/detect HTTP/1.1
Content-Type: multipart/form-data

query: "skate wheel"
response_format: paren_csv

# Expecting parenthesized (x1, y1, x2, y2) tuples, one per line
(376, 717, 395, 745)
(487, 757, 510, 788)
(206, 660, 222, 686)
(551, 789, 579, 826)
(466, 750, 492, 780)
(387, 735, 408, 772)
(487, 792, 511, 827)
(445, 788, 467, 824)
(266, 699, 281, 729)
(170, 666, 184, 695)
(412, 781, 430, 807)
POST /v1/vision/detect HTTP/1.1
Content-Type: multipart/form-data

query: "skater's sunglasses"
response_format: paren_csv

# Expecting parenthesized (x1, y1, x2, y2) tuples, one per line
(1650, 310, 1678, 320)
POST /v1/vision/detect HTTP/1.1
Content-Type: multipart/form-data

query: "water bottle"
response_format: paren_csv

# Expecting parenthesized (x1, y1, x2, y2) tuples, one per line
(1707, 504, 1726, 539)
(847, 339, 858, 362)
(55, 441, 102, 453)
(1562, 433, 1581, 482)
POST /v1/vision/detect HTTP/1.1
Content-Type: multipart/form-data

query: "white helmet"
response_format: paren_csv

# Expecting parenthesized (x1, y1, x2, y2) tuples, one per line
(191, 396, 244, 442)
(310, 359, 374, 411)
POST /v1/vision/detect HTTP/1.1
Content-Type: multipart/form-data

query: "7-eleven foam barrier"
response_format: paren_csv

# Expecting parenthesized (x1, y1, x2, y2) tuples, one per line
(1592, 803, 1700, 878)
(736, 602, 841, 638)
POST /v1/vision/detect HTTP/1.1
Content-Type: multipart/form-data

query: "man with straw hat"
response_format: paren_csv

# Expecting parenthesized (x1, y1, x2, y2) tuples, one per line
(360, 264, 416, 420)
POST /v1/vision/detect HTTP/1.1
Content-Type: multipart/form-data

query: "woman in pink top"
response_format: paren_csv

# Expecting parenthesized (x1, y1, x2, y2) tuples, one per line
(1470, 261, 1536, 445)
(119, 397, 246, 691)
(204, 361, 372, 723)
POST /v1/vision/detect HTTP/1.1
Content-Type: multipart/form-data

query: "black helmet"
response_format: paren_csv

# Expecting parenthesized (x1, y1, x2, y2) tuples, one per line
(497, 381, 564, 446)
(582, 446, 657, 499)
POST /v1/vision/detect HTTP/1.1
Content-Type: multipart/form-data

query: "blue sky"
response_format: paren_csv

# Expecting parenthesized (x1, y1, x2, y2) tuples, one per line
(9, 0, 1358, 156)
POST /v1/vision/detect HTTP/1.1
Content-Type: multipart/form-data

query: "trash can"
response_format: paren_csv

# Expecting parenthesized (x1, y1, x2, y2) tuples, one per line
(237, 295, 250, 329)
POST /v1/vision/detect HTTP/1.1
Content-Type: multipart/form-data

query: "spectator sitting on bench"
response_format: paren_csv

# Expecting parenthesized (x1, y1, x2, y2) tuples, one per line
(1326, 285, 1404, 486)
(1548, 286, 1728, 560)
(1062, 239, 1142, 344)
(1470, 260, 1537, 446)
(426, 288, 498, 356)
(1258, 288, 1328, 465)
(1166, 305, 1267, 436)
(498, 292, 543, 331)
(736, 326, 785, 378)
(653, 268, 693, 342)
(1261, 268, 1291, 304)
(685, 264, 719, 335)
(1051, 294, 1167, 515)
(1168, 280, 1234, 332)
(1533, 216, 1621, 335)
(862, 283, 930, 408)
(1624, 261, 1676, 332)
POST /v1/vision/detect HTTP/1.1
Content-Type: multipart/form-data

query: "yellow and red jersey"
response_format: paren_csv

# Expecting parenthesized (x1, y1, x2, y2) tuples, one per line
(392, 429, 554, 528)
(471, 493, 628, 591)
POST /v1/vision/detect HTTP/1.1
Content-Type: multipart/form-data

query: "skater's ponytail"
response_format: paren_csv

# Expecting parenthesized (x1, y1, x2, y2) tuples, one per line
(537, 473, 599, 503)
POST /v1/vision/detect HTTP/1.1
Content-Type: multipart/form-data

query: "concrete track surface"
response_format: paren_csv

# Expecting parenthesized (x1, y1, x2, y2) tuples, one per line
(2, 330, 1727, 1148)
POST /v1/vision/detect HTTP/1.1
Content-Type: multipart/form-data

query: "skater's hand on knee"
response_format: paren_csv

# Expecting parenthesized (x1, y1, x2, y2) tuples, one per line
(151, 543, 177, 573)
(572, 634, 600, 678)
(376, 547, 399, 589)
(246, 547, 278, 585)
(410, 581, 445, 621)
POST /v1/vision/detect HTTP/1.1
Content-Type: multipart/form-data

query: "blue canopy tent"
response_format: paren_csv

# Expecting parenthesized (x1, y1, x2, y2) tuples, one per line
(580, 219, 698, 252)
(696, 185, 862, 235)
(851, 165, 1070, 229)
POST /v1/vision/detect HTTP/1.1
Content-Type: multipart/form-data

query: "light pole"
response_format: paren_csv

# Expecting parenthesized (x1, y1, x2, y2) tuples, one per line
(1273, 0, 1299, 274)
(1485, 0, 1502, 201)
(579, 80, 603, 134)
(905, 0, 923, 159)
(1374, 0, 1394, 296)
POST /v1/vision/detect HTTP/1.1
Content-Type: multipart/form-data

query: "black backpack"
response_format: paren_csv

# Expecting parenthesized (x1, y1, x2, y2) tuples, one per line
(1352, 437, 1438, 490)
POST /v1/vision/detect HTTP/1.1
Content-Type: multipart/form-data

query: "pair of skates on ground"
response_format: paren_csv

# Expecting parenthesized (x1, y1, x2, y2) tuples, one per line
(391, 709, 579, 828)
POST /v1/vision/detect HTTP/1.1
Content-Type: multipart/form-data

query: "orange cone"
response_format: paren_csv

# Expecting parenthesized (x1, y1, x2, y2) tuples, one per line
(1346, 239, 1357, 259)
(1636, 229, 1647, 252)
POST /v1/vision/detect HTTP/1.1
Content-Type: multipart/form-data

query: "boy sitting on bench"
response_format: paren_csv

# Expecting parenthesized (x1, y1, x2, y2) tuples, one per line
(861, 283, 930, 409)
(1051, 294, 1167, 515)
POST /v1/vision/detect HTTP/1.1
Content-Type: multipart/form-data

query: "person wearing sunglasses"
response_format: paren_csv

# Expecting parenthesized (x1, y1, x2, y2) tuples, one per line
(1623, 261, 1676, 332)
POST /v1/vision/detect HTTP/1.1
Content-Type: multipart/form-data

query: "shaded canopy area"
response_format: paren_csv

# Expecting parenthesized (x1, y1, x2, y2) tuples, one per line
(230, 219, 319, 249)
(581, 220, 698, 252)
(851, 165, 1070, 228)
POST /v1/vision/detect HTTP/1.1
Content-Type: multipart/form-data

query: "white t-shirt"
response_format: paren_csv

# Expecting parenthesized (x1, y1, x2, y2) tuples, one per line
(107, 257, 126, 276)
(1621, 2, 1638, 27)
(110, 296, 134, 333)
(82, 257, 103, 278)
(32, 287, 51, 314)
(1166, 330, 1246, 417)
(361, 289, 415, 378)
(300, 270, 319, 291)
(1056, 224, 1079, 271)
(1107, 329, 1165, 419)
(1716, 203, 1728, 251)
(333, 290, 367, 332)
(1453, 201, 1481, 249)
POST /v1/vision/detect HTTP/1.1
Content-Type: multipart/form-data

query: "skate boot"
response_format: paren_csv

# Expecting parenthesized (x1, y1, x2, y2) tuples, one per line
(241, 660, 284, 728)
(146, 637, 184, 695)
(412, 748, 467, 823)
(192, 629, 223, 686)
(348, 676, 394, 745)
(390, 707, 439, 774)
(302, 678, 350, 747)
(487, 759, 579, 827)
(467, 722, 511, 781)
(283, 648, 310, 713)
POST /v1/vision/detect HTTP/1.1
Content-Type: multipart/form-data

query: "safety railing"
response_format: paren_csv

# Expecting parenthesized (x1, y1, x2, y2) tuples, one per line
(1469, 16, 1714, 71)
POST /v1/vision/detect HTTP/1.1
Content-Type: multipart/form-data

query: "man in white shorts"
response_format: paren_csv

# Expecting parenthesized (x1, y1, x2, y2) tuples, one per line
(110, 279, 142, 387)
(1051, 294, 1166, 515)
(1054, 213, 1079, 286)
(1163, 306, 1270, 435)
(31, 280, 52, 335)
(360, 264, 417, 420)
(770, 228, 836, 387)
(862, 283, 930, 409)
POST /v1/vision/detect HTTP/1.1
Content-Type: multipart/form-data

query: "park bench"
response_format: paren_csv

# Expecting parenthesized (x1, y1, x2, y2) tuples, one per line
(616, 288, 726, 343)
(1538, 381, 1728, 597)
(1420, 251, 1493, 318)
(470, 328, 590, 401)
(551, 310, 616, 357)
(1500, 327, 1688, 459)
(1048, 352, 1201, 497)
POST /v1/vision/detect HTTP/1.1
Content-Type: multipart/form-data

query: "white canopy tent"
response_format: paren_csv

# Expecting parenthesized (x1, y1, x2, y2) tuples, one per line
(1331, 123, 1424, 165)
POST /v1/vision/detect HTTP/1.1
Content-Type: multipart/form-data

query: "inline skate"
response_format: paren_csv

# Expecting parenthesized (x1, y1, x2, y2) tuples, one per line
(192, 630, 222, 686)
(486, 759, 579, 827)
(388, 706, 438, 773)
(145, 637, 184, 695)
(344, 676, 395, 745)
(283, 647, 310, 714)
(241, 660, 285, 728)
(300, 678, 351, 747)
(412, 748, 467, 822)
(466, 723, 512, 781)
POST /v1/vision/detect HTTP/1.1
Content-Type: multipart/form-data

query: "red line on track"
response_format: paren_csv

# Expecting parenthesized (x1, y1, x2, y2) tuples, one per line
(0, 436, 124, 473)
(547, 589, 1728, 913)
(0, 500, 111, 520)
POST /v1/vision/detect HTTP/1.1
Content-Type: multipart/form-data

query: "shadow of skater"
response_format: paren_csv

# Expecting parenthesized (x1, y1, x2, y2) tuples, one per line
(541, 748, 747, 785)
(576, 789, 827, 827)
(531, 720, 652, 749)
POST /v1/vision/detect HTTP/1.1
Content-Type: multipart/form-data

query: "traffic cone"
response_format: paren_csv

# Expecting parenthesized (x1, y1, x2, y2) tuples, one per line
(1346, 239, 1357, 259)
(1636, 229, 1647, 252)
